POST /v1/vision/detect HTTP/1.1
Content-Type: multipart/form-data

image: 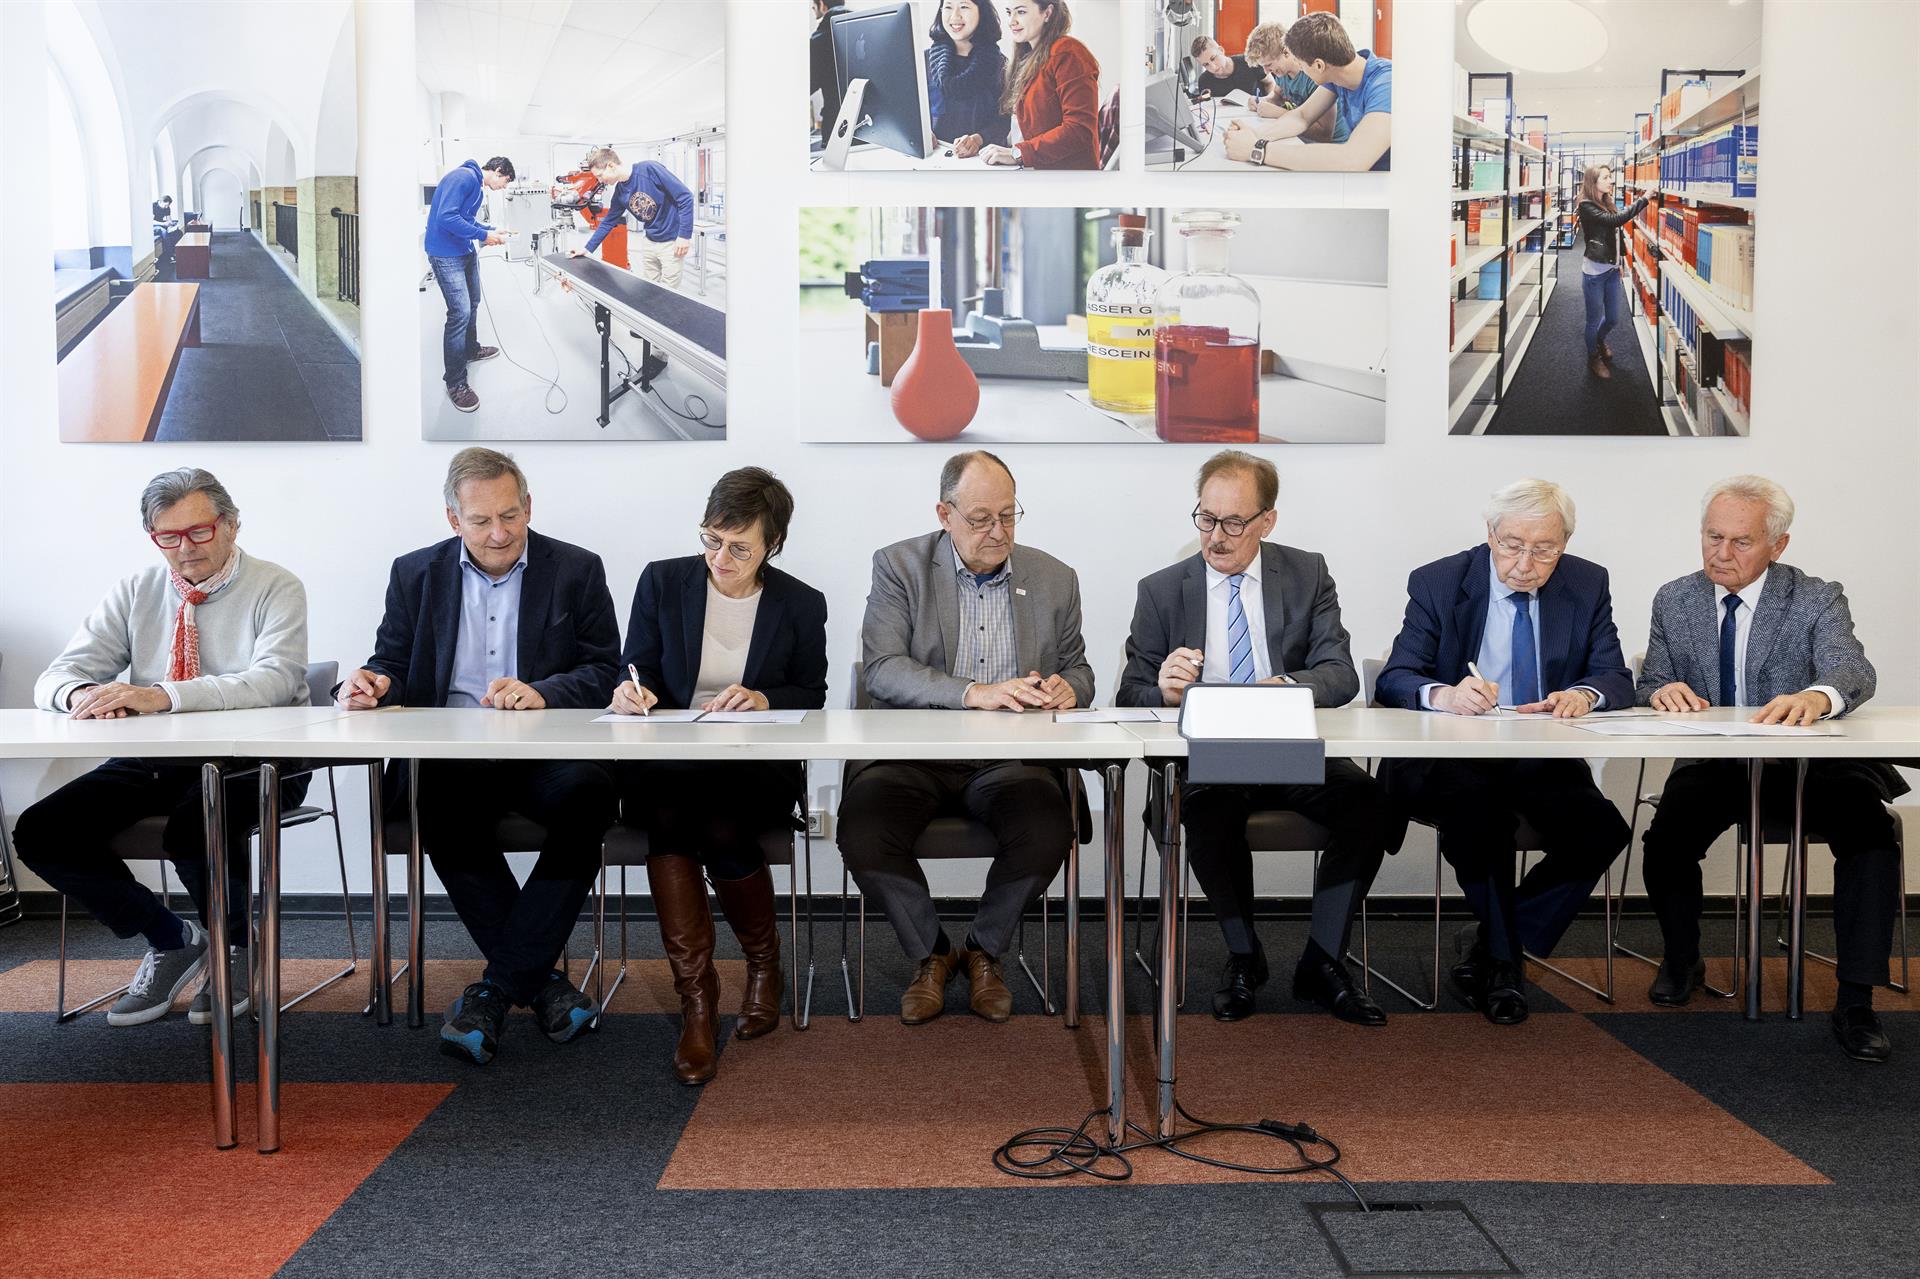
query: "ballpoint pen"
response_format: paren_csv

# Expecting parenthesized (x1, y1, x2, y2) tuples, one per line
(627, 663, 649, 717)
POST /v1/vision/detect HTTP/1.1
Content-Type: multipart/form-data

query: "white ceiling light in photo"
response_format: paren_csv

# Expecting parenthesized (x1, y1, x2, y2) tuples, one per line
(1466, 0, 1609, 73)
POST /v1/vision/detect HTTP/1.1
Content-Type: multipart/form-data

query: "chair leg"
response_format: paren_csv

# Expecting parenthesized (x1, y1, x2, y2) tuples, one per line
(1519, 847, 1618, 1005)
(1014, 868, 1057, 1015)
(838, 867, 863, 1022)
(1131, 815, 1157, 985)
(280, 798, 361, 1014)
(55, 893, 129, 1022)
(790, 827, 816, 1032)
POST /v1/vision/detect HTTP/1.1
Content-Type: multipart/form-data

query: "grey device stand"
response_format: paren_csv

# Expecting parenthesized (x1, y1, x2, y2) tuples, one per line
(1178, 684, 1326, 785)
(818, 77, 871, 172)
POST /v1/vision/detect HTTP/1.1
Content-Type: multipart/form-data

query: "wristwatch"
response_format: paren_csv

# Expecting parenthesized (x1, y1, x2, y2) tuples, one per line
(1250, 138, 1270, 167)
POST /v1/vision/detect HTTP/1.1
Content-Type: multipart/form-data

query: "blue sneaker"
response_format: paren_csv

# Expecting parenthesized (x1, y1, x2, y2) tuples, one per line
(440, 980, 509, 1064)
(532, 972, 599, 1044)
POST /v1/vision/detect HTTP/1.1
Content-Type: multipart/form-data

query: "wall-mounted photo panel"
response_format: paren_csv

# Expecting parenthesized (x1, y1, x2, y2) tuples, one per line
(1145, 1, 1392, 173)
(48, 0, 361, 443)
(1449, 0, 1759, 437)
(807, 1, 1121, 172)
(418, 0, 726, 441)
(796, 205, 1387, 444)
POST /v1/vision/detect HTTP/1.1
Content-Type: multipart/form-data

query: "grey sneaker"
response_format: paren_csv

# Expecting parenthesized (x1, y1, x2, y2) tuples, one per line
(188, 946, 253, 1025)
(106, 921, 208, 1026)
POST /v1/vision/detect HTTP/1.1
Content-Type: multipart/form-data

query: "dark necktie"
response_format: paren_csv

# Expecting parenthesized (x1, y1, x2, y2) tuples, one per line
(1719, 594, 1742, 706)
(1511, 592, 1540, 705)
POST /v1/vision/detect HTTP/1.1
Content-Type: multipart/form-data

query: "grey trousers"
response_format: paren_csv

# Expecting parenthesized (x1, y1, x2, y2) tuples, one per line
(837, 760, 1072, 960)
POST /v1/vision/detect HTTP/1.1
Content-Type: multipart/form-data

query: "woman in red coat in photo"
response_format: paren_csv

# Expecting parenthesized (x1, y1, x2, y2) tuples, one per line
(954, 1, 1101, 170)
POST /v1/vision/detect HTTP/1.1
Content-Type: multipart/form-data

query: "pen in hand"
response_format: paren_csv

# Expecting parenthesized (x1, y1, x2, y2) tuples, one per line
(627, 663, 649, 717)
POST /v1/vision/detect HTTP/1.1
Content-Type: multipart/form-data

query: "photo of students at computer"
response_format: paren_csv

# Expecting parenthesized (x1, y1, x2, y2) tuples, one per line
(808, 1, 1121, 171)
(795, 205, 1387, 444)
(44, 0, 362, 443)
(415, 0, 729, 442)
(1146, 2, 1392, 173)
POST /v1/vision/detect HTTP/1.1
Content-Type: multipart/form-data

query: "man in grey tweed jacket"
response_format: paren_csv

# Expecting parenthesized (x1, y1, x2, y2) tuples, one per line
(838, 451, 1094, 1027)
(15, 469, 309, 1028)
(1636, 476, 1907, 1063)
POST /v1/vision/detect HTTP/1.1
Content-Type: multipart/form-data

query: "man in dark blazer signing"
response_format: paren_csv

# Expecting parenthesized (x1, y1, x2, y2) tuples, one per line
(838, 451, 1095, 1026)
(1118, 451, 1398, 1026)
(336, 448, 620, 1065)
(1376, 479, 1632, 1026)
(1636, 475, 1907, 1062)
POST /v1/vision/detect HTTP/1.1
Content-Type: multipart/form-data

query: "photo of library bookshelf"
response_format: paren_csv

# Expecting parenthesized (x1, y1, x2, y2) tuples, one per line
(1448, 0, 1758, 437)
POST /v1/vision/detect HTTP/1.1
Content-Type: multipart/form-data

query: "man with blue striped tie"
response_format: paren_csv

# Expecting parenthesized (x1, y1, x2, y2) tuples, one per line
(1374, 480, 1632, 1026)
(1118, 452, 1401, 1025)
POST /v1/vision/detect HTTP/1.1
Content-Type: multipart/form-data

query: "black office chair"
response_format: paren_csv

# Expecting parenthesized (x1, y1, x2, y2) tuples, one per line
(587, 806, 817, 1031)
(54, 662, 359, 1022)
(839, 662, 1080, 1022)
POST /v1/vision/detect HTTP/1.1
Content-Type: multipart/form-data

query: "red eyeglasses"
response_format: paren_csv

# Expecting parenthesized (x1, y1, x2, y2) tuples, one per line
(150, 519, 222, 550)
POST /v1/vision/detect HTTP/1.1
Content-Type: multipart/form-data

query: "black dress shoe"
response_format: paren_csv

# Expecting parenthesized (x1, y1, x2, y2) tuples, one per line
(1212, 949, 1269, 1022)
(1450, 929, 1493, 1009)
(1831, 1006, 1892, 1063)
(1293, 952, 1387, 1026)
(1482, 960, 1528, 1025)
(1648, 957, 1706, 1007)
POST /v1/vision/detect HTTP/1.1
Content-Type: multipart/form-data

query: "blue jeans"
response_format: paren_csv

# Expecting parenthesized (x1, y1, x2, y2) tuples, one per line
(429, 253, 483, 387)
(1582, 266, 1625, 356)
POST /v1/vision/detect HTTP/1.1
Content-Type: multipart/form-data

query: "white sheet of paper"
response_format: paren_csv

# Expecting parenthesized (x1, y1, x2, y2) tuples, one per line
(1566, 719, 1718, 737)
(1151, 707, 1183, 723)
(1681, 720, 1842, 738)
(593, 710, 704, 724)
(698, 710, 810, 724)
(1054, 708, 1161, 723)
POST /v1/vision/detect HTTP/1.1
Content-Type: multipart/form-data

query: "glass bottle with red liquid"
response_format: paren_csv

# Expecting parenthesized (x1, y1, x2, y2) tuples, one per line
(1153, 211, 1260, 443)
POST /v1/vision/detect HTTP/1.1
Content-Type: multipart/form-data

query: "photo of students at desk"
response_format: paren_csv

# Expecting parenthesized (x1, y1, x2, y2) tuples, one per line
(1147, 9, 1391, 173)
(807, 0, 1118, 172)
(414, 0, 729, 443)
(795, 204, 1387, 445)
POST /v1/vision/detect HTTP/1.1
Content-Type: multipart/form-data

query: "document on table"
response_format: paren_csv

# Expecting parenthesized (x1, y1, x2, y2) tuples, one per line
(1512, 709, 1658, 719)
(591, 710, 810, 725)
(1054, 708, 1161, 723)
(1565, 719, 1723, 737)
(1567, 718, 1842, 738)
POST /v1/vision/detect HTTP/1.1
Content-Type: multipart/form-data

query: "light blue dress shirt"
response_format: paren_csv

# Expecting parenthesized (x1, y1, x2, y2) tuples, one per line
(446, 544, 528, 708)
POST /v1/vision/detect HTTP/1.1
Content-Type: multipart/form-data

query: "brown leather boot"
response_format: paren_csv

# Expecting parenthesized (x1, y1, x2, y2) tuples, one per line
(1589, 351, 1611, 380)
(900, 947, 961, 1024)
(712, 865, 782, 1041)
(649, 854, 719, 1084)
(1599, 337, 1614, 363)
(960, 943, 1013, 1022)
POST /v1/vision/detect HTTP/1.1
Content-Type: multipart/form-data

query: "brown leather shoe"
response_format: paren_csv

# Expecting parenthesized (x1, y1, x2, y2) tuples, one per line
(1588, 351, 1611, 380)
(1599, 338, 1614, 363)
(712, 865, 782, 1040)
(649, 854, 719, 1084)
(900, 948, 961, 1024)
(961, 944, 1012, 1022)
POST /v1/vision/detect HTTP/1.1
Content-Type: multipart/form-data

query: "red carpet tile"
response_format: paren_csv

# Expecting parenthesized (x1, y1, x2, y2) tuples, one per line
(0, 1082, 452, 1279)
(1538, 955, 1920, 1015)
(659, 1013, 1827, 1190)
(0, 957, 737, 1016)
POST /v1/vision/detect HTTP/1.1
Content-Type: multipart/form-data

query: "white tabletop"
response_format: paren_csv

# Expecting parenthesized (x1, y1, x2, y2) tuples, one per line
(0, 706, 346, 760)
(1122, 706, 1920, 762)
(227, 707, 1145, 762)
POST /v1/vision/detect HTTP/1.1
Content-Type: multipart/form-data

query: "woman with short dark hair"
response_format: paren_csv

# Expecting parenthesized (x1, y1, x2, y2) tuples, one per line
(612, 467, 829, 1084)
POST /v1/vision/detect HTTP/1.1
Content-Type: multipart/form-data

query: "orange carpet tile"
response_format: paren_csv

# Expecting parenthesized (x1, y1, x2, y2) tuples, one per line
(659, 1012, 1827, 1191)
(0, 1082, 452, 1279)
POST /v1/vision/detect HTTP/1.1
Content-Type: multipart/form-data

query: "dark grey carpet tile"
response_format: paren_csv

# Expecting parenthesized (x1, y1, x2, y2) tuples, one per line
(155, 344, 330, 441)
(295, 357, 365, 439)
(1486, 248, 1669, 437)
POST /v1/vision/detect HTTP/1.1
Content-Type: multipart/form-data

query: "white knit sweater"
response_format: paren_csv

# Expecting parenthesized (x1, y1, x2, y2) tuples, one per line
(34, 549, 310, 714)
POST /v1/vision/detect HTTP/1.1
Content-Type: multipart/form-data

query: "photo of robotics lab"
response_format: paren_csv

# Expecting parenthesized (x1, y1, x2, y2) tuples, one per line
(416, 0, 726, 441)
(807, 1, 1121, 172)
(1146, 1, 1393, 174)
(795, 205, 1387, 444)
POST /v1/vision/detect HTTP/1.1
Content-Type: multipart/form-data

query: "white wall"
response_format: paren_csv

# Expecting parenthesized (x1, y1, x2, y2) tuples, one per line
(0, 0, 1915, 914)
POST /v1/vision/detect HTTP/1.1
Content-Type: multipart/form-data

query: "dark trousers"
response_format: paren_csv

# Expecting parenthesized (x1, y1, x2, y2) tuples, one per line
(838, 760, 1072, 960)
(1386, 758, 1628, 962)
(1643, 759, 1900, 986)
(616, 760, 798, 881)
(15, 758, 309, 945)
(1180, 758, 1394, 960)
(401, 759, 615, 1005)
(428, 252, 483, 388)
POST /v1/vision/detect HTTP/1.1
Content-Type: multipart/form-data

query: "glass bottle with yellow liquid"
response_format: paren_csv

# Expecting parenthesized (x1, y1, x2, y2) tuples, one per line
(1084, 213, 1169, 414)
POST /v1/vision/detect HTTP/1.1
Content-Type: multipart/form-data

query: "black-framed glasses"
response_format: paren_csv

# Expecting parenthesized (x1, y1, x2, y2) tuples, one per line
(699, 529, 761, 562)
(951, 504, 1023, 533)
(1192, 506, 1269, 537)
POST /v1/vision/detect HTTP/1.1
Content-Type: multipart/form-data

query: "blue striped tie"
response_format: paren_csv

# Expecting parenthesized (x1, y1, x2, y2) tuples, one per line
(1227, 574, 1255, 684)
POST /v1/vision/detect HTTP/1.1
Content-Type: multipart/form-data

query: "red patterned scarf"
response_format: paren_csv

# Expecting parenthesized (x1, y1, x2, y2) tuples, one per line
(167, 549, 241, 681)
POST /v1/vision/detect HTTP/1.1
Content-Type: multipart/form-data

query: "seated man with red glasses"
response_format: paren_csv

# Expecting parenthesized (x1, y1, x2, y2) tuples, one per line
(16, 468, 310, 1027)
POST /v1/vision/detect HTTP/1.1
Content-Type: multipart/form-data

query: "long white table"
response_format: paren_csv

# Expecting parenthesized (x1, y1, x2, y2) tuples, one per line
(1121, 706, 1920, 1139)
(229, 707, 1141, 1155)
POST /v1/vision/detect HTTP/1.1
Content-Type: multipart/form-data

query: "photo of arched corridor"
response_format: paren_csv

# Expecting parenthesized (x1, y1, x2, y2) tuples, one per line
(45, 0, 361, 443)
